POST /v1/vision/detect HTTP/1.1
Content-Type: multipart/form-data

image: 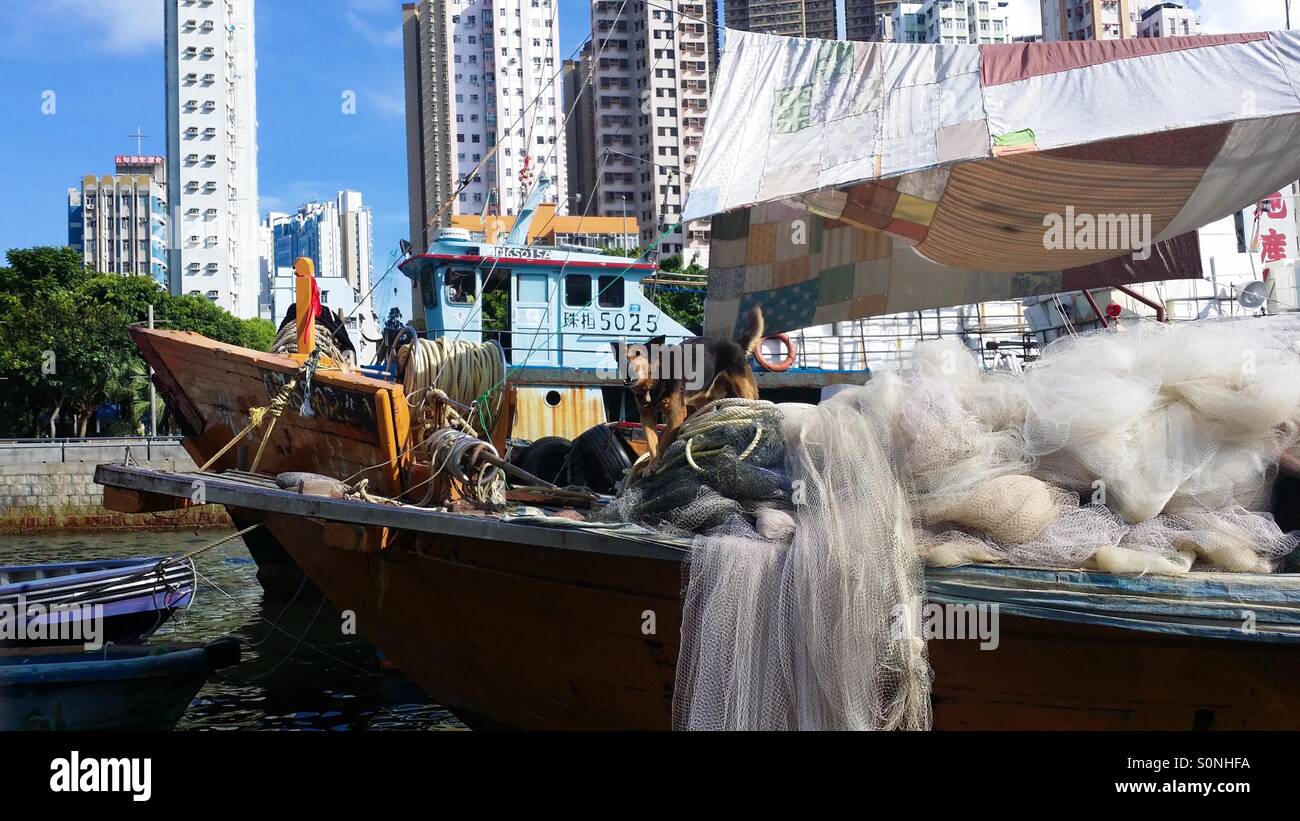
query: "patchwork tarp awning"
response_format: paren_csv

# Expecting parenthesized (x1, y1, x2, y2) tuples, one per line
(687, 30, 1300, 336)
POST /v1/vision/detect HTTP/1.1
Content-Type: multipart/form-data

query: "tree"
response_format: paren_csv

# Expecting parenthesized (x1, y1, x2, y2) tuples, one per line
(646, 252, 706, 333)
(0, 246, 282, 437)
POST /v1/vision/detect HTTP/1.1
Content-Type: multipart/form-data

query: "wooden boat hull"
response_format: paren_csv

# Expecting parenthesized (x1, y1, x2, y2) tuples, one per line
(126, 326, 413, 596)
(268, 516, 1300, 731)
(104, 459, 1298, 731)
(270, 513, 681, 729)
(0, 637, 240, 731)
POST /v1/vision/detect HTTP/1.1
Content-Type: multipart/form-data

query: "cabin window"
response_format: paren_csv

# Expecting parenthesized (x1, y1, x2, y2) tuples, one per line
(516, 273, 549, 304)
(444, 269, 477, 304)
(597, 275, 625, 308)
(564, 274, 592, 306)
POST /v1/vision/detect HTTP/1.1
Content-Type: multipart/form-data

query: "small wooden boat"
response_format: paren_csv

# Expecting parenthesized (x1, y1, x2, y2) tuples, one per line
(0, 637, 241, 731)
(0, 557, 195, 647)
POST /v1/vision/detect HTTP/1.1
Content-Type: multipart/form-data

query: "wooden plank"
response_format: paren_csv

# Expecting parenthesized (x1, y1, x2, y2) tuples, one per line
(100, 485, 191, 514)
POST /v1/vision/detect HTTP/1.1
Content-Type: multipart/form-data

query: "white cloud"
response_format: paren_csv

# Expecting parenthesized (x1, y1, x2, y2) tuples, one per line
(347, 0, 402, 48)
(1190, 0, 1288, 34)
(28, 0, 162, 54)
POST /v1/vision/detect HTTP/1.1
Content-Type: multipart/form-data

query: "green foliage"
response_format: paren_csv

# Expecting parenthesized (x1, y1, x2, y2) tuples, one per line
(646, 252, 706, 333)
(0, 245, 275, 437)
(240, 317, 277, 352)
(481, 288, 509, 331)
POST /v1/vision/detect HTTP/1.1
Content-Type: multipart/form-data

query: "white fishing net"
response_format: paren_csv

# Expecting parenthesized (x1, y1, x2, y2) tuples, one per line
(599, 316, 1300, 730)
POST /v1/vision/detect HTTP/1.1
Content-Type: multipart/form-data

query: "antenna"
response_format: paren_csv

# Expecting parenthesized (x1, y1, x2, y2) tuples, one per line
(1239, 280, 1271, 309)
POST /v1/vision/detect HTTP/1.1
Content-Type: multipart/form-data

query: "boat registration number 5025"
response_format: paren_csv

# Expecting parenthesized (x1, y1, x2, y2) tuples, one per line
(562, 310, 659, 334)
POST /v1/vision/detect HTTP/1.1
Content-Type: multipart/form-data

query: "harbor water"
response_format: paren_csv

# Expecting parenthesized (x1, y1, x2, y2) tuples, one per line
(0, 530, 463, 731)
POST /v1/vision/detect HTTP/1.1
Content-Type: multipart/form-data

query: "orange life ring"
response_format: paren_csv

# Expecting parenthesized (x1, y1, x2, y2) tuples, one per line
(754, 334, 796, 372)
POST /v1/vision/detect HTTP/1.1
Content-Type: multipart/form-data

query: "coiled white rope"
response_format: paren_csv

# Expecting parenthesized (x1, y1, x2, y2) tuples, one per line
(402, 338, 505, 429)
(637, 398, 778, 478)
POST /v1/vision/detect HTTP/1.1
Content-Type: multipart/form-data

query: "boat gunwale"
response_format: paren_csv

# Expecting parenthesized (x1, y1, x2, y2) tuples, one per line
(92, 462, 1300, 644)
(93, 462, 690, 562)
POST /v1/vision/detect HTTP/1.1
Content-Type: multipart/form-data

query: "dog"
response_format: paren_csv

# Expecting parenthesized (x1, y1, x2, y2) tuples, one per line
(614, 306, 764, 468)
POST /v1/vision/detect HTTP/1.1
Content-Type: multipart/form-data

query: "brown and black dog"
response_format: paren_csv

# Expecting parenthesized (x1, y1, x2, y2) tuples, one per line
(614, 306, 765, 467)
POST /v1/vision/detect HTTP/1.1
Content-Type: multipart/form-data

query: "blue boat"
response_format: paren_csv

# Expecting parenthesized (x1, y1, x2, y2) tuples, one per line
(0, 637, 240, 731)
(0, 557, 195, 648)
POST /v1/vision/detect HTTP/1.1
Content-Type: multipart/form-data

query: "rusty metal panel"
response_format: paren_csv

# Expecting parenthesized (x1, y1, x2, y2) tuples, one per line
(512, 387, 607, 442)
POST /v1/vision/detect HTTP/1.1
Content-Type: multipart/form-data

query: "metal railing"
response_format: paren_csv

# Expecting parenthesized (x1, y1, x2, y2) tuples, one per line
(409, 308, 1045, 374)
(0, 437, 185, 464)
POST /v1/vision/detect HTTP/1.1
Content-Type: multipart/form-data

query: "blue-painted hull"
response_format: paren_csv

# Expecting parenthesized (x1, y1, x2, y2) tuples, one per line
(0, 638, 240, 731)
(0, 557, 194, 647)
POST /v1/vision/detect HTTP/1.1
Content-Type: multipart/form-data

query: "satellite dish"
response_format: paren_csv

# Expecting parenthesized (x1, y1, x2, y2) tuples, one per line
(1239, 280, 1271, 309)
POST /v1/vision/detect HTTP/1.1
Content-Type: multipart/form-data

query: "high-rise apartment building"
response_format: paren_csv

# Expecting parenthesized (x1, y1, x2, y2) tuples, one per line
(846, 0, 899, 41)
(67, 155, 171, 287)
(724, 0, 838, 39)
(264, 191, 373, 297)
(1041, 0, 1137, 41)
(588, 0, 719, 262)
(562, 41, 598, 214)
(402, 0, 567, 255)
(164, 0, 260, 317)
(1137, 2, 1198, 38)
(260, 191, 377, 362)
(887, 0, 1013, 44)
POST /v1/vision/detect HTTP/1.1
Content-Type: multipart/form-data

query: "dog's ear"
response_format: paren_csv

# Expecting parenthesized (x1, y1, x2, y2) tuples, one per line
(609, 341, 623, 360)
(645, 334, 667, 350)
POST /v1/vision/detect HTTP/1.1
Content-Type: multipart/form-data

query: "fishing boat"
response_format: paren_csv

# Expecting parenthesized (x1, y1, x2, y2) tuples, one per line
(94, 30, 1300, 729)
(93, 461, 1300, 730)
(0, 557, 195, 647)
(0, 637, 240, 731)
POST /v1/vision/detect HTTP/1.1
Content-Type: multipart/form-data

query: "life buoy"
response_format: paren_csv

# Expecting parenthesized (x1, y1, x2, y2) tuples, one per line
(754, 334, 796, 372)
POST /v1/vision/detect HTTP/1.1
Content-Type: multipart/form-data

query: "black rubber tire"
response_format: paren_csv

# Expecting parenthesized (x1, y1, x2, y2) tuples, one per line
(569, 424, 633, 494)
(515, 436, 573, 486)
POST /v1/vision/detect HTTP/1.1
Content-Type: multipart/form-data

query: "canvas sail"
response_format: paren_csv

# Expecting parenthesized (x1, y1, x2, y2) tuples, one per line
(685, 30, 1300, 337)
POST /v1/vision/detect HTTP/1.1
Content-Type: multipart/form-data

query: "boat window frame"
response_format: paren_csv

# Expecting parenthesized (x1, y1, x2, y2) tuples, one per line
(564, 273, 592, 307)
(597, 274, 625, 309)
(444, 267, 478, 305)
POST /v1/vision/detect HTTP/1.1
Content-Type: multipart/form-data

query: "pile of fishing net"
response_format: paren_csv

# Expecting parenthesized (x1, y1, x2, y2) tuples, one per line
(597, 316, 1300, 730)
(904, 317, 1300, 575)
(596, 398, 794, 538)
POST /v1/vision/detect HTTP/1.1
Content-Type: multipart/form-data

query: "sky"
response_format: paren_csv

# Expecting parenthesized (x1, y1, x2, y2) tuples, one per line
(0, 0, 1291, 321)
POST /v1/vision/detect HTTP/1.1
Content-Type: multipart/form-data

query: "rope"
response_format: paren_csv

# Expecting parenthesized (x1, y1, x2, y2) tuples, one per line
(401, 337, 505, 433)
(270, 319, 351, 366)
(642, 399, 777, 479)
(199, 379, 298, 472)
(427, 428, 506, 508)
(191, 565, 377, 678)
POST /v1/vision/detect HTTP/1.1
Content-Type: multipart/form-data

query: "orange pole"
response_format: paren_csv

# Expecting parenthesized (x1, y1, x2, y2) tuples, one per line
(294, 257, 316, 354)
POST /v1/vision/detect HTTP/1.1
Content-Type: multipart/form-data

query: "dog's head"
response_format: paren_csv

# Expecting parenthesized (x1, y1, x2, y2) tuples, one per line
(611, 335, 667, 402)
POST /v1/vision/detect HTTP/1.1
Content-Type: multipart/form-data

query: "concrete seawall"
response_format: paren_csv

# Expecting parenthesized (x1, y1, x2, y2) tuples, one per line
(0, 438, 229, 533)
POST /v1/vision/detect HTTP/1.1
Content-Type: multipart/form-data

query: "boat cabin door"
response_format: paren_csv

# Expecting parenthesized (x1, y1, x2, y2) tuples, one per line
(512, 271, 558, 367)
